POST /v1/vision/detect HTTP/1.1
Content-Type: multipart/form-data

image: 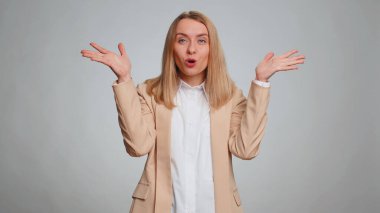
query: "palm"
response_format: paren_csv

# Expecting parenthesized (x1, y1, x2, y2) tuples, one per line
(81, 42, 131, 79)
(255, 49, 305, 81)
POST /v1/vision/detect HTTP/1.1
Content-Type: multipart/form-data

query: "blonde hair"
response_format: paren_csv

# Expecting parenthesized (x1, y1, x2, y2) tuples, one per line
(144, 10, 237, 110)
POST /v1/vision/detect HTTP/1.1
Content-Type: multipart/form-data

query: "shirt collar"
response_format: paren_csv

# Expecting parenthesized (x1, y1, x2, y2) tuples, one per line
(177, 78, 210, 103)
(179, 78, 205, 90)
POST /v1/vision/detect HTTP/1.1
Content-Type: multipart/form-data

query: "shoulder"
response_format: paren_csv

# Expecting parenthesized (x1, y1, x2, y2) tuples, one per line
(230, 86, 246, 107)
(136, 82, 148, 95)
(136, 82, 153, 101)
(136, 82, 158, 110)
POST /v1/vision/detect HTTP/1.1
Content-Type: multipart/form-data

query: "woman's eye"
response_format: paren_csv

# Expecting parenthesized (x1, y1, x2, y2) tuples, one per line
(198, 39, 207, 44)
(178, 38, 187, 43)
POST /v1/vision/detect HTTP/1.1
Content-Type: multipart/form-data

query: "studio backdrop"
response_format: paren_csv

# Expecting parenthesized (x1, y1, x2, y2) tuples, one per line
(0, 0, 378, 212)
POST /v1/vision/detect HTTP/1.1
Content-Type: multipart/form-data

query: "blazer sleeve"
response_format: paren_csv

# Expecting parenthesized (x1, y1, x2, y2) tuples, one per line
(112, 79, 156, 157)
(228, 81, 270, 160)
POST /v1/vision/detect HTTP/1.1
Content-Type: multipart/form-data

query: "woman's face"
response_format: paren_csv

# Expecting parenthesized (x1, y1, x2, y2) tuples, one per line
(173, 18, 209, 86)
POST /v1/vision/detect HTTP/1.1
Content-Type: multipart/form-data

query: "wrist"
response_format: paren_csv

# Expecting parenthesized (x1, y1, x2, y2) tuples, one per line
(255, 77, 269, 82)
(117, 76, 132, 84)
(255, 69, 268, 82)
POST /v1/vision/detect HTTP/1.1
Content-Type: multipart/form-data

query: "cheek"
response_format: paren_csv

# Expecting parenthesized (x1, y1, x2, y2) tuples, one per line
(201, 48, 209, 64)
(173, 47, 179, 59)
(173, 48, 182, 65)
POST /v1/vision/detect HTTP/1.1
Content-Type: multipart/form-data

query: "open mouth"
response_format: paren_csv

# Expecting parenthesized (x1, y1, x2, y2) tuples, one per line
(185, 58, 197, 68)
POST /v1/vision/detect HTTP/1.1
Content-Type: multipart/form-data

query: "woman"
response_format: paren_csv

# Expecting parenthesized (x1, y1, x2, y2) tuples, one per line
(81, 11, 305, 213)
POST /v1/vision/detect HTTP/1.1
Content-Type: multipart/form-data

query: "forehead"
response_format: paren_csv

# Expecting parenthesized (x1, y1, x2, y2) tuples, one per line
(175, 18, 208, 36)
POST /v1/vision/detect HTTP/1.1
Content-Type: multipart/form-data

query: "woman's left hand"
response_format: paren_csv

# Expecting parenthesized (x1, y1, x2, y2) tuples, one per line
(255, 49, 306, 82)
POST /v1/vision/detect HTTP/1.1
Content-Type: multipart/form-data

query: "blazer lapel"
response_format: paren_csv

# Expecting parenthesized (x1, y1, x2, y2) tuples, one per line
(210, 104, 232, 213)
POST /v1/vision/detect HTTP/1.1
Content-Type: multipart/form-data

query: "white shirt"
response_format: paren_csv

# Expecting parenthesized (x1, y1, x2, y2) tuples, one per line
(170, 78, 270, 213)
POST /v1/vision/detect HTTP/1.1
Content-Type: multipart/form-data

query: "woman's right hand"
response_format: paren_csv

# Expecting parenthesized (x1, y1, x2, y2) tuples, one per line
(81, 42, 132, 82)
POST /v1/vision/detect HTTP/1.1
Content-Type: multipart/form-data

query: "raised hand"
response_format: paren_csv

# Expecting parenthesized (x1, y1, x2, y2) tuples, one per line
(81, 42, 132, 82)
(255, 49, 306, 82)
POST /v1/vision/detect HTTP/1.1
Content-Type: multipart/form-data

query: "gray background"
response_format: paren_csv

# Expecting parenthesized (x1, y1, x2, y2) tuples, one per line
(0, 0, 378, 212)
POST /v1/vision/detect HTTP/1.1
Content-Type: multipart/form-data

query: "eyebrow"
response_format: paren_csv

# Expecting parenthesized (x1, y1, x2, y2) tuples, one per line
(175, 33, 209, 37)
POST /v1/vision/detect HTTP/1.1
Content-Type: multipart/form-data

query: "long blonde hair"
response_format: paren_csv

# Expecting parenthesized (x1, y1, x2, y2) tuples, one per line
(144, 11, 237, 110)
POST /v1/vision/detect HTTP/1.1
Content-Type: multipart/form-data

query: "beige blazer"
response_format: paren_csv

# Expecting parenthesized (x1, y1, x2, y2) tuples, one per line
(112, 79, 270, 213)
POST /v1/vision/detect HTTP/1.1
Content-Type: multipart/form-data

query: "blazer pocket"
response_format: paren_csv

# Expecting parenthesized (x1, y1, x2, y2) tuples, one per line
(233, 188, 241, 206)
(132, 182, 150, 200)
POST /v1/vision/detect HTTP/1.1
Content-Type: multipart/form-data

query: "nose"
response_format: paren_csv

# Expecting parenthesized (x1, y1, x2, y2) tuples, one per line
(187, 41, 196, 54)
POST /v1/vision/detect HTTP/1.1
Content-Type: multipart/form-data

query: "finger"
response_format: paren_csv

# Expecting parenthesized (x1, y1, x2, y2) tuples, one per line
(81, 50, 96, 55)
(81, 51, 102, 59)
(288, 54, 305, 60)
(263, 52, 274, 62)
(285, 58, 305, 66)
(81, 51, 93, 58)
(281, 65, 298, 71)
(81, 51, 105, 63)
(81, 50, 98, 56)
(90, 56, 104, 62)
(118, 42, 127, 56)
(295, 59, 305, 64)
(90, 42, 110, 54)
(295, 54, 306, 59)
(281, 49, 298, 58)
(89, 56, 108, 65)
